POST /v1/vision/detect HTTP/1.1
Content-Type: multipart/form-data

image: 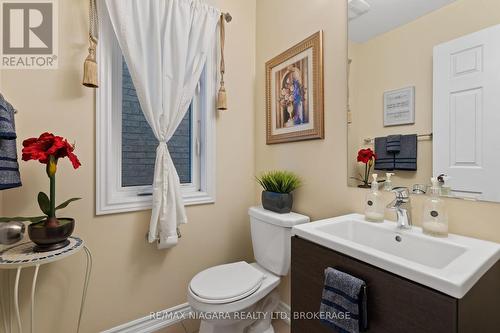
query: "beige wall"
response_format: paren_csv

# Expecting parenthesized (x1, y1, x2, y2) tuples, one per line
(1, 0, 500, 331)
(0, 0, 256, 332)
(347, 0, 500, 187)
(255, 0, 500, 305)
(255, 0, 351, 304)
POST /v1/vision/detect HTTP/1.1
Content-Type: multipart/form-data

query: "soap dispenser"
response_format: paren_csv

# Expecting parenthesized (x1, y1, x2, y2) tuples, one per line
(384, 173, 395, 191)
(365, 174, 384, 223)
(422, 177, 448, 237)
(440, 175, 452, 196)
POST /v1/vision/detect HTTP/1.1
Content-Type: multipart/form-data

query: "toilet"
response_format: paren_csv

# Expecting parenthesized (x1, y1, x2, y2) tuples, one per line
(187, 206, 309, 333)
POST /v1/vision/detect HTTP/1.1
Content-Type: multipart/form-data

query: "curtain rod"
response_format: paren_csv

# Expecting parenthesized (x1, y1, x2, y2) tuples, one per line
(363, 133, 433, 144)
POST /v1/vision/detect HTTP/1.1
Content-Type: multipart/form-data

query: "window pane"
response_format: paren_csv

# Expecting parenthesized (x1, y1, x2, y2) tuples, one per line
(121, 60, 192, 187)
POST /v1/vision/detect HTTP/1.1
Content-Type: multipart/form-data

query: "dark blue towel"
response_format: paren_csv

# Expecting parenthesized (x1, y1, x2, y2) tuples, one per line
(394, 134, 417, 170)
(374, 137, 395, 170)
(386, 135, 401, 153)
(375, 134, 417, 171)
(0, 94, 21, 190)
(320, 267, 367, 333)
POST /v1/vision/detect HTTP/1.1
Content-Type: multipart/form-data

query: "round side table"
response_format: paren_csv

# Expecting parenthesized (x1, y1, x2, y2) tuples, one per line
(0, 237, 92, 333)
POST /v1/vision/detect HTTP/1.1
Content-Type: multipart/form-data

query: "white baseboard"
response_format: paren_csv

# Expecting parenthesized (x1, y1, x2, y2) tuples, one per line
(276, 301, 291, 326)
(102, 300, 291, 333)
(101, 303, 192, 333)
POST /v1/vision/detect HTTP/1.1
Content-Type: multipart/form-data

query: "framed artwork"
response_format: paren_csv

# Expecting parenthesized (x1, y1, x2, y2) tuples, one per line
(265, 31, 324, 144)
(383, 86, 415, 126)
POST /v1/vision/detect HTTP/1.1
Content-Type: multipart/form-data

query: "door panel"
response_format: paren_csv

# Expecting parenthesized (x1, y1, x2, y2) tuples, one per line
(433, 24, 500, 201)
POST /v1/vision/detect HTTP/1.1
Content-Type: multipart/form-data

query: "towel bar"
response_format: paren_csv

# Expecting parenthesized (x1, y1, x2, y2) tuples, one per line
(364, 133, 432, 144)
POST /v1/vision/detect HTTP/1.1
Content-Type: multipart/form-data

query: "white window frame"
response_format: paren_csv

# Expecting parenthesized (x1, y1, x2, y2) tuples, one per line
(96, 4, 216, 215)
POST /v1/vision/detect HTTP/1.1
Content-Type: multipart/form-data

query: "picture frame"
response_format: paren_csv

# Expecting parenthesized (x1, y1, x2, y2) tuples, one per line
(383, 86, 415, 127)
(265, 31, 324, 144)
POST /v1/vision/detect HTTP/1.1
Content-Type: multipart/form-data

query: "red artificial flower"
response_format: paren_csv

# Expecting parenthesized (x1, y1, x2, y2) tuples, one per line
(357, 148, 376, 164)
(22, 132, 81, 169)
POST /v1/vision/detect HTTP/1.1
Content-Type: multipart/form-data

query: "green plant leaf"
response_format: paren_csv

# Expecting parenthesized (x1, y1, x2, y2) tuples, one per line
(255, 170, 302, 194)
(37, 192, 51, 216)
(0, 216, 46, 223)
(55, 198, 82, 210)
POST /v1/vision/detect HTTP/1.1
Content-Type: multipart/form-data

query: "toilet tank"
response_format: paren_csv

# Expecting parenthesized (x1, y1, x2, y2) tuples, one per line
(248, 206, 309, 276)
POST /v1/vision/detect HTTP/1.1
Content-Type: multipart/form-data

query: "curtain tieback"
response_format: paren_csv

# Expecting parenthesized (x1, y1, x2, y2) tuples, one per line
(152, 142, 182, 245)
(157, 141, 171, 180)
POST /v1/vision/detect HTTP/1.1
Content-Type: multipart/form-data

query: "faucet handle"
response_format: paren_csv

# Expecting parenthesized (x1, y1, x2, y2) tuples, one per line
(392, 187, 410, 200)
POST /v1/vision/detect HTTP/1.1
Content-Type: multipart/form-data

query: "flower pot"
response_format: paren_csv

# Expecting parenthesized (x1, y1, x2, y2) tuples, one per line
(261, 191, 293, 214)
(28, 218, 75, 252)
(358, 184, 371, 189)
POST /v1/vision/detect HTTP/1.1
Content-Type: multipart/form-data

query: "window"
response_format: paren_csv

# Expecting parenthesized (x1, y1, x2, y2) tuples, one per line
(121, 60, 193, 187)
(96, 7, 216, 215)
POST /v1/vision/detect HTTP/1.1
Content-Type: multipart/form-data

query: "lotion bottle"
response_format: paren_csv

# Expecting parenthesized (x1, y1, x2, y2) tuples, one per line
(384, 173, 395, 191)
(365, 174, 384, 223)
(422, 177, 448, 237)
(440, 175, 452, 196)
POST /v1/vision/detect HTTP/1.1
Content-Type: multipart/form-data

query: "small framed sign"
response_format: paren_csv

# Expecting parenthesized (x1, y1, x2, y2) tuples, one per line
(383, 86, 415, 127)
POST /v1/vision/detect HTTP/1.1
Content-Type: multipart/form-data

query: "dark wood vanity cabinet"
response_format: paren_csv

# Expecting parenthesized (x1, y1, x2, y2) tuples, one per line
(291, 236, 500, 333)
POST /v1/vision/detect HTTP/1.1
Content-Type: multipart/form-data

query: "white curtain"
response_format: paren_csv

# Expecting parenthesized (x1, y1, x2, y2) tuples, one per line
(104, 0, 220, 249)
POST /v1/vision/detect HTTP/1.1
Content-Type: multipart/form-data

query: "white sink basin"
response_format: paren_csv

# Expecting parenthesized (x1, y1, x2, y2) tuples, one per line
(291, 214, 500, 298)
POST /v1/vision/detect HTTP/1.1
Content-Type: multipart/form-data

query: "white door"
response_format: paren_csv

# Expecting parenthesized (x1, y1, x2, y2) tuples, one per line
(433, 24, 500, 202)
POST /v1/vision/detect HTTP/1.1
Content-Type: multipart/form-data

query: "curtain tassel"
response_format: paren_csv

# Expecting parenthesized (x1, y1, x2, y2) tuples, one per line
(217, 83, 227, 110)
(82, 37, 98, 88)
(217, 14, 227, 110)
(83, 0, 98, 88)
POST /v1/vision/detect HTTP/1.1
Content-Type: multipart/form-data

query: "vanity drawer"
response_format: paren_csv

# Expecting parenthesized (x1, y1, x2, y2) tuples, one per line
(291, 236, 458, 333)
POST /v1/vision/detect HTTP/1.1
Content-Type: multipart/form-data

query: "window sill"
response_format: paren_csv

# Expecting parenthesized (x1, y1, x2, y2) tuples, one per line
(96, 190, 215, 215)
(183, 191, 216, 206)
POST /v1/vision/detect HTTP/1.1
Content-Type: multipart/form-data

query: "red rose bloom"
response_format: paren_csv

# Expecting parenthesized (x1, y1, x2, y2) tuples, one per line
(22, 132, 81, 169)
(357, 148, 376, 164)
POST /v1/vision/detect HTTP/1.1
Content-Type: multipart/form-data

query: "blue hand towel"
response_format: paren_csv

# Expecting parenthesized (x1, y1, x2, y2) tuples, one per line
(374, 137, 395, 170)
(320, 267, 368, 333)
(394, 134, 417, 170)
(0, 94, 22, 190)
(375, 134, 418, 171)
(386, 135, 401, 153)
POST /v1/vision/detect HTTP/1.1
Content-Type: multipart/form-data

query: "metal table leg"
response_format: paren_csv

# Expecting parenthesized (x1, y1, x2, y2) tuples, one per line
(31, 265, 40, 333)
(0, 270, 9, 333)
(0, 238, 87, 333)
(76, 246, 92, 333)
(8, 270, 12, 333)
(14, 267, 22, 333)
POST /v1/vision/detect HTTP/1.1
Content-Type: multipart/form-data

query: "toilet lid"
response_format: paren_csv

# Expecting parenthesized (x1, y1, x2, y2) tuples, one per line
(189, 261, 265, 304)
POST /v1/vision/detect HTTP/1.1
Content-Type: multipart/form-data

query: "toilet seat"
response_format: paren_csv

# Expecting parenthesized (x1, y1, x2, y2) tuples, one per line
(189, 261, 265, 304)
(188, 262, 281, 314)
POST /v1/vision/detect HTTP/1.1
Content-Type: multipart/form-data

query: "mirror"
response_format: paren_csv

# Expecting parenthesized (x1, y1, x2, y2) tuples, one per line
(347, 0, 500, 203)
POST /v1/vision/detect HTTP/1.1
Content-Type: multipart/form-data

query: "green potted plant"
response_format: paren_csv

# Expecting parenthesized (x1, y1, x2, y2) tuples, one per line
(256, 170, 301, 214)
(0, 132, 81, 252)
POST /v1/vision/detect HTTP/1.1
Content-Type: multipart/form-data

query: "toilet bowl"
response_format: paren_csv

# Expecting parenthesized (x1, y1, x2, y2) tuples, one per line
(187, 207, 309, 333)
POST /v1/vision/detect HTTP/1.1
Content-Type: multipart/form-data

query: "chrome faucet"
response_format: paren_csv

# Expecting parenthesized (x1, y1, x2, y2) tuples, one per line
(387, 187, 412, 229)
